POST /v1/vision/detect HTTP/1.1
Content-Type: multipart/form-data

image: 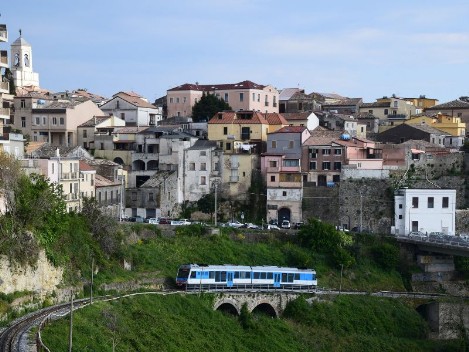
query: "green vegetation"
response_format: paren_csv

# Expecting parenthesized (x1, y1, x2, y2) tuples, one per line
(41, 294, 460, 351)
(191, 92, 232, 122)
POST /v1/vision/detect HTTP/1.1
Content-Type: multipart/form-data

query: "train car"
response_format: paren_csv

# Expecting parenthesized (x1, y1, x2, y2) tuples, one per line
(176, 264, 317, 291)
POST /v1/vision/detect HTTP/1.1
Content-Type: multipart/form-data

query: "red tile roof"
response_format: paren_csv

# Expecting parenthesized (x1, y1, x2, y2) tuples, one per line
(208, 111, 287, 125)
(271, 126, 307, 133)
(168, 80, 267, 92)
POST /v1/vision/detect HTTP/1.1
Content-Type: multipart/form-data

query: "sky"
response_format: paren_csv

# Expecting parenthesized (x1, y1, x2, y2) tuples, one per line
(2, 0, 469, 104)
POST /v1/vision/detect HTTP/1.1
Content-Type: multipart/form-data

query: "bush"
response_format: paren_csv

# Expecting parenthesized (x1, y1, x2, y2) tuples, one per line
(370, 243, 399, 270)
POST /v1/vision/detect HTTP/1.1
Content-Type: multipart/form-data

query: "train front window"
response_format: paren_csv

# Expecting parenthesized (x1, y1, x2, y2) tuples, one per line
(177, 268, 190, 278)
(190, 271, 197, 278)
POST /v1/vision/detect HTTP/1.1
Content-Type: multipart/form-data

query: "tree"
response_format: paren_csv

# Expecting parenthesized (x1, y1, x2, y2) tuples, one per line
(191, 92, 232, 122)
(197, 193, 215, 220)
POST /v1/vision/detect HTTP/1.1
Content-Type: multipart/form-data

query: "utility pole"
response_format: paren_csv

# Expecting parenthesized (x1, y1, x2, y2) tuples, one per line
(359, 191, 363, 232)
(68, 291, 74, 352)
(214, 182, 218, 227)
(90, 257, 94, 304)
(339, 264, 344, 294)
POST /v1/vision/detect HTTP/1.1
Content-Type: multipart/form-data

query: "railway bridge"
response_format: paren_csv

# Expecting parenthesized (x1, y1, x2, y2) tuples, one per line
(212, 292, 305, 317)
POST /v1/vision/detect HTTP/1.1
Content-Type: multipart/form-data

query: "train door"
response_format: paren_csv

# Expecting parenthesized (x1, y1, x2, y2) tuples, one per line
(227, 271, 234, 287)
(273, 273, 281, 288)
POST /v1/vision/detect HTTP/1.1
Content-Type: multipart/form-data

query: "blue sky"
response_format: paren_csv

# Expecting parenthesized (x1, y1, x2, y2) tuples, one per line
(2, 1, 469, 103)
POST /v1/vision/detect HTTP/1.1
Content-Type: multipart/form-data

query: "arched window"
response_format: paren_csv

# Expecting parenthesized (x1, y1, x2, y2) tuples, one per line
(24, 54, 30, 67)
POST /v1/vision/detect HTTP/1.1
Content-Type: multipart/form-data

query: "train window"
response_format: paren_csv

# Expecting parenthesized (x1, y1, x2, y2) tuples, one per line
(209, 271, 215, 279)
(246, 272, 251, 279)
(282, 273, 294, 282)
(253, 272, 260, 279)
(295, 273, 300, 280)
(221, 271, 226, 281)
(282, 273, 287, 282)
(215, 271, 221, 282)
(267, 272, 273, 279)
(239, 271, 250, 279)
(190, 271, 197, 278)
(177, 268, 190, 278)
(234, 272, 240, 279)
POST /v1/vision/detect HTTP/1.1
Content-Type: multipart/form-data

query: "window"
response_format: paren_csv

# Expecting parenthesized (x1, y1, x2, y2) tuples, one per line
(149, 193, 154, 201)
(20, 99, 26, 108)
(442, 197, 449, 208)
(288, 141, 294, 149)
(270, 175, 275, 182)
(60, 117, 64, 125)
(265, 95, 269, 106)
(183, 97, 186, 103)
(399, 204, 403, 209)
(169, 97, 173, 103)
(257, 94, 260, 102)
(239, 93, 244, 102)
(333, 162, 341, 170)
(384, 109, 388, 115)
(332, 174, 340, 182)
(116, 100, 120, 109)
(271, 141, 277, 148)
(223, 127, 228, 135)
(412, 197, 419, 208)
(309, 161, 317, 170)
(189, 163, 195, 171)
(283, 159, 299, 167)
(176, 97, 180, 103)
(428, 197, 434, 208)
(224, 93, 228, 102)
(226, 142, 231, 151)
(282, 191, 287, 196)
(322, 149, 331, 155)
(241, 127, 250, 140)
(334, 149, 342, 155)
(393, 101, 398, 108)
(322, 162, 331, 170)
(201, 176, 206, 185)
(200, 163, 206, 171)
(369, 110, 373, 114)
(83, 129, 87, 138)
(412, 221, 418, 232)
(399, 215, 403, 219)
(42, 117, 46, 125)
(35, 116, 40, 125)
(51, 117, 57, 125)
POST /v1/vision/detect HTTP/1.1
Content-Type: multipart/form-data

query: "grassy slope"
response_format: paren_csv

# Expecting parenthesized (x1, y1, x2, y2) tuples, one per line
(41, 294, 461, 352)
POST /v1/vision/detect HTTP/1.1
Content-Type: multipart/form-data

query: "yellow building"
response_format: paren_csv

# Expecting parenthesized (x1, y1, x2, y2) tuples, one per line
(208, 111, 288, 201)
(406, 113, 465, 137)
(403, 96, 439, 110)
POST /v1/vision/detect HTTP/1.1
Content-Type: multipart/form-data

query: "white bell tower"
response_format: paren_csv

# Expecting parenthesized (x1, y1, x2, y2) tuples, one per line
(10, 29, 39, 88)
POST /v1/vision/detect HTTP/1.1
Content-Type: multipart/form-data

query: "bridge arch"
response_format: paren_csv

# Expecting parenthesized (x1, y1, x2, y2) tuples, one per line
(214, 299, 240, 316)
(251, 302, 277, 318)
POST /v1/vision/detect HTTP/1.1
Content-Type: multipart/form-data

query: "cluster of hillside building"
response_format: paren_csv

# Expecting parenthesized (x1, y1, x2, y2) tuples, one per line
(0, 24, 464, 235)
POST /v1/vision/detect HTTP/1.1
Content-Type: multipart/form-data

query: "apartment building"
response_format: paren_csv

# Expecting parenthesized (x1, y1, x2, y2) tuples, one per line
(167, 80, 279, 118)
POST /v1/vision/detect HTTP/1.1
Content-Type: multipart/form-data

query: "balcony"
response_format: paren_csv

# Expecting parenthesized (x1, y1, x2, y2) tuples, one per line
(0, 51, 7, 68)
(65, 193, 79, 201)
(0, 25, 7, 42)
(0, 81, 9, 94)
(229, 176, 239, 182)
(61, 172, 79, 180)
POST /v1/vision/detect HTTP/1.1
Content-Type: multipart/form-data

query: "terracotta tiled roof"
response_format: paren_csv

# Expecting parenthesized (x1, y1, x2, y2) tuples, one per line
(112, 92, 156, 109)
(303, 129, 342, 146)
(95, 174, 120, 187)
(271, 126, 307, 133)
(425, 99, 469, 110)
(208, 111, 288, 125)
(79, 160, 95, 172)
(168, 80, 267, 92)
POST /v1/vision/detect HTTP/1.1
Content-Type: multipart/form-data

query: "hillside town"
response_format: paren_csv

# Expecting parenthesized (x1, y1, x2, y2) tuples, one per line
(1, 24, 468, 237)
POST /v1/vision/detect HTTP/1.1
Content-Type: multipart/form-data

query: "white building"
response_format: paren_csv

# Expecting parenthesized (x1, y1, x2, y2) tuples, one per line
(394, 188, 456, 236)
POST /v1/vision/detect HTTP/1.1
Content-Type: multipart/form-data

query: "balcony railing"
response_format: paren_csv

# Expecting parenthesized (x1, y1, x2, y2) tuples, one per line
(65, 193, 79, 201)
(61, 172, 79, 180)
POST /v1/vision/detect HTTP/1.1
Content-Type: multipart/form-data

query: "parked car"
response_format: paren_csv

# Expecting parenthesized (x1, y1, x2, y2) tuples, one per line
(148, 218, 159, 225)
(246, 223, 260, 229)
(129, 216, 144, 223)
(158, 218, 171, 225)
(228, 221, 245, 228)
(267, 224, 280, 230)
(281, 220, 291, 229)
(409, 231, 427, 240)
(171, 219, 191, 226)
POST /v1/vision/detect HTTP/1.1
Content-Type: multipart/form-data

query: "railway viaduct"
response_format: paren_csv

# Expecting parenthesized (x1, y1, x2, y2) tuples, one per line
(212, 292, 307, 317)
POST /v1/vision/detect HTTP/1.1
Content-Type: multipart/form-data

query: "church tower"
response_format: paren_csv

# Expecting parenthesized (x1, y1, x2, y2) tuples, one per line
(10, 30, 39, 88)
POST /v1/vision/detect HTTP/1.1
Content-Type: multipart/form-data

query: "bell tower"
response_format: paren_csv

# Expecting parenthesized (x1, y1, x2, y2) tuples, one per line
(10, 29, 39, 88)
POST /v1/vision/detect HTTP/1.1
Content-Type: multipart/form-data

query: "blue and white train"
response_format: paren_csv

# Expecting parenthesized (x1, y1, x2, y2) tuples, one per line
(176, 264, 317, 291)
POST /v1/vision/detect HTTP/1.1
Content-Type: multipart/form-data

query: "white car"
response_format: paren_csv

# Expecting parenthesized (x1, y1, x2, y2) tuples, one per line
(171, 219, 191, 226)
(148, 218, 159, 225)
(228, 221, 245, 228)
(281, 220, 291, 229)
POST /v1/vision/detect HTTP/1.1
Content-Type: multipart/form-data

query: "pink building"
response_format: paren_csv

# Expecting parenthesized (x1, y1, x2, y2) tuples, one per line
(167, 80, 279, 118)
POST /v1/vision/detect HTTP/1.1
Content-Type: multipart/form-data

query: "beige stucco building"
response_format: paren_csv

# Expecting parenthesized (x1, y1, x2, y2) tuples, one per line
(167, 80, 279, 118)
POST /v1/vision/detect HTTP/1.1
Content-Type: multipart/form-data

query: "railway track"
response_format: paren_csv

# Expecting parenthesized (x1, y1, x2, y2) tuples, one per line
(0, 299, 89, 352)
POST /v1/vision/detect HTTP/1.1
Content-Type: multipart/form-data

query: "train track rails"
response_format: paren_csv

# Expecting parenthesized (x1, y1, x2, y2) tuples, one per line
(0, 299, 89, 352)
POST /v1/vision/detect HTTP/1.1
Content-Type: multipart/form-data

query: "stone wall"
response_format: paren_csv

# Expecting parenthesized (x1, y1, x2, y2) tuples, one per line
(302, 184, 339, 225)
